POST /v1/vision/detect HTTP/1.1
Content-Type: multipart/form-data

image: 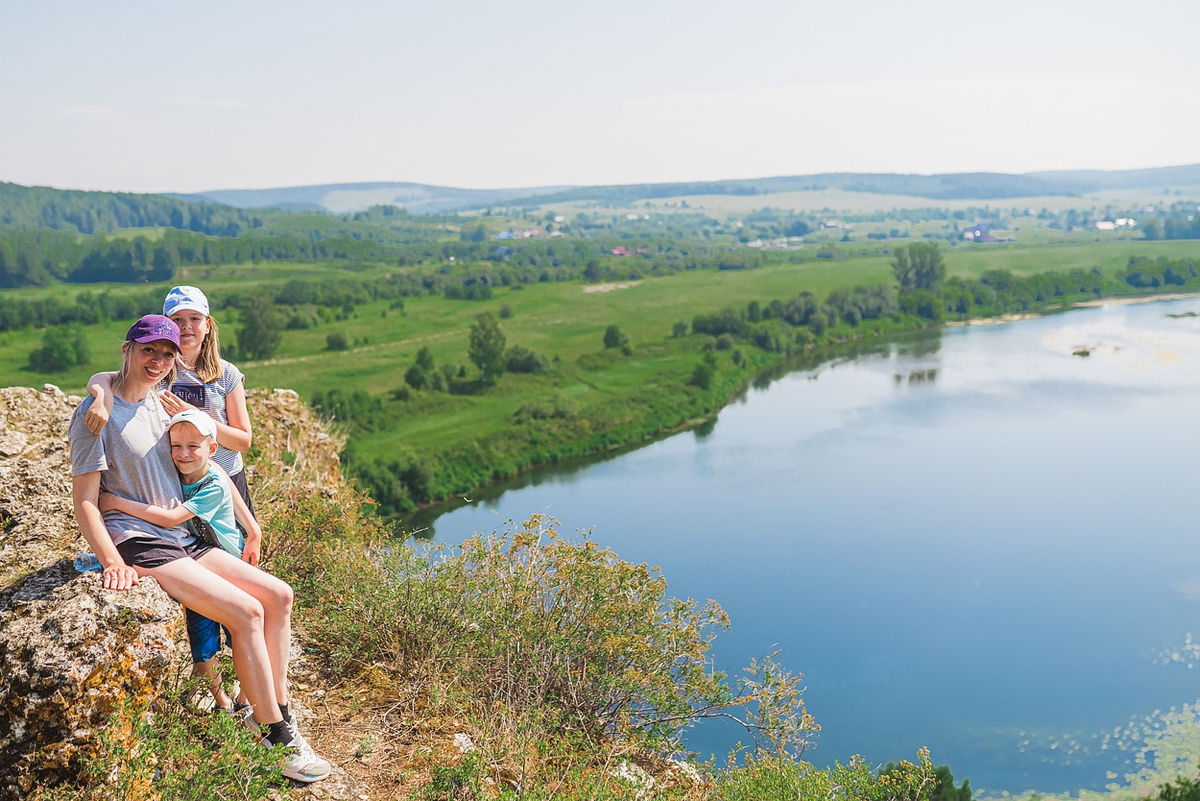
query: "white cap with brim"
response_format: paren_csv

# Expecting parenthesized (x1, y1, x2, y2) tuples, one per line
(168, 409, 218, 441)
(163, 285, 210, 318)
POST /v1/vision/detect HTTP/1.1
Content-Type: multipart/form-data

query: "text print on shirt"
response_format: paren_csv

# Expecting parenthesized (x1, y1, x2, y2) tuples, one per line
(171, 382, 207, 409)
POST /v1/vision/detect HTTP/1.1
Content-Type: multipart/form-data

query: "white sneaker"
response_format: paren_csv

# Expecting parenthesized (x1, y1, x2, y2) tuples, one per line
(263, 733, 331, 783)
(284, 712, 310, 751)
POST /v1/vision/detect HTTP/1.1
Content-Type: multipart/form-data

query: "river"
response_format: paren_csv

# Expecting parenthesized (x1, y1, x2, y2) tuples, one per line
(405, 296, 1200, 795)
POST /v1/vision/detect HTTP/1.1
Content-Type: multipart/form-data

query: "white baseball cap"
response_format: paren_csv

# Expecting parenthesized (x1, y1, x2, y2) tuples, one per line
(168, 409, 218, 441)
(163, 285, 210, 318)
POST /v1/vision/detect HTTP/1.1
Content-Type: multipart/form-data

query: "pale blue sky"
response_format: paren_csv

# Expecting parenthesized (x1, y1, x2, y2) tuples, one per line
(3, 0, 1198, 193)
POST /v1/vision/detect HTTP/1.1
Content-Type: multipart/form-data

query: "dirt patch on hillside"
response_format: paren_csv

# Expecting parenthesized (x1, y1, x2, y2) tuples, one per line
(583, 281, 642, 293)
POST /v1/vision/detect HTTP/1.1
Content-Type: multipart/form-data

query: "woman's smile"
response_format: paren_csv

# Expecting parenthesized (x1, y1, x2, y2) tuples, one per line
(132, 342, 177, 384)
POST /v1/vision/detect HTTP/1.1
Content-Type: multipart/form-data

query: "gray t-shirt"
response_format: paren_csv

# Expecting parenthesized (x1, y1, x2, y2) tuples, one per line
(69, 392, 194, 547)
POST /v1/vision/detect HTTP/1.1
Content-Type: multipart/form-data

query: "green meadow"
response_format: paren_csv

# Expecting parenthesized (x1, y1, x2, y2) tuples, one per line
(4, 237, 1200, 513)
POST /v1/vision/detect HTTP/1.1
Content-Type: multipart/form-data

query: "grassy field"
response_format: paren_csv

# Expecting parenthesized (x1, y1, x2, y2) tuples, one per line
(5, 240, 1198, 399)
(5, 237, 1200, 508)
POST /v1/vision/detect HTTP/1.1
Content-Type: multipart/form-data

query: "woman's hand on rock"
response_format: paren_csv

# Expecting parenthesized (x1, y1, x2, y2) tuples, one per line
(102, 563, 139, 591)
(159, 390, 197, 416)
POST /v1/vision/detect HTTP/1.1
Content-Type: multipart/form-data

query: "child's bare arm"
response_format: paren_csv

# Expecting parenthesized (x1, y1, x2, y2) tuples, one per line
(98, 490, 194, 527)
(84, 372, 117, 435)
(217, 470, 262, 566)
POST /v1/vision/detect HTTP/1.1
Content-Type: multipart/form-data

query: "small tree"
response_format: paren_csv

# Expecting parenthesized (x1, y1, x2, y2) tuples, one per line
(404, 364, 429, 390)
(325, 332, 348, 351)
(892, 242, 945, 294)
(603, 325, 622, 349)
(468, 312, 507, 384)
(237, 291, 283, 360)
(506, 345, 551, 375)
(689, 352, 717, 390)
(28, 326, 89, 372)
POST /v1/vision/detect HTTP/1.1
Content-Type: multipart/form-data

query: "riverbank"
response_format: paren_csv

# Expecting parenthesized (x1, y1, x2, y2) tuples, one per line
(420, 295, 1200, 797)
(943, 291, 1200, 328)
(384, 283, 1200, 525)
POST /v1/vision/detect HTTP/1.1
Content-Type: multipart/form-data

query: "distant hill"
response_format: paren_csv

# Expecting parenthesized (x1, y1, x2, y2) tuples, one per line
(0, 181, 263, 236)
(511, 172, 1061, 206)
(1026, 164, 1200, 193)
(5, 164, 1199, 237)
(168, 182, 575, 215)
(173, 165, 1200, 214)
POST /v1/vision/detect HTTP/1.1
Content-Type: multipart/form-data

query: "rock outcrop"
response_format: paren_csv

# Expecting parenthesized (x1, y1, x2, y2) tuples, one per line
(0, 385, 360, 800)
(0, 560, 179, 798)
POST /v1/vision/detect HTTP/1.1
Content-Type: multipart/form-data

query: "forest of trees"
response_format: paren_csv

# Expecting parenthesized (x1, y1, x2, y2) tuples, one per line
(0, 181, 263, 236)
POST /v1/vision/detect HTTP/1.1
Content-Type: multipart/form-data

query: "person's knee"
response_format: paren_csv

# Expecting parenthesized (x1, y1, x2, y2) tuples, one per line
(228, 598, 265, 638)
(265, 578, 293, 616)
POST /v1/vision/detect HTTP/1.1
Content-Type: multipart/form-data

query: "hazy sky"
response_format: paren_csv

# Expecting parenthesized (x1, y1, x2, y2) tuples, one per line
(3, 0, 1199, 193)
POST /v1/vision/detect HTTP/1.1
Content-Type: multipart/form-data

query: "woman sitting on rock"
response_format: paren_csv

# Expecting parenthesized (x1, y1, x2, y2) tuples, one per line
(67, 315, 330, 784)
(85, 285, 257, 717)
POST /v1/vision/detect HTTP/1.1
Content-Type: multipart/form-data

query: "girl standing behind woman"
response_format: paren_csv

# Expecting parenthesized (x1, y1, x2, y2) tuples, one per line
(86, 285, 256, 714)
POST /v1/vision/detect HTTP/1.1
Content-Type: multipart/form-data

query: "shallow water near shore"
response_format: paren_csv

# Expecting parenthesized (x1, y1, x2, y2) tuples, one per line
(410, 296, 1200, 795)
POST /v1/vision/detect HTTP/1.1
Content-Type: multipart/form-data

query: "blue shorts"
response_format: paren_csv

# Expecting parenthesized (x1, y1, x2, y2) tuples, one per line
(186, 606, 233, 664)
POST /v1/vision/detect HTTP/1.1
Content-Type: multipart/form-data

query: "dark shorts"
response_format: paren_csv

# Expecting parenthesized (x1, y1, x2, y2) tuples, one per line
(115, 534, 217, 570)
(186, 607, 233, 664)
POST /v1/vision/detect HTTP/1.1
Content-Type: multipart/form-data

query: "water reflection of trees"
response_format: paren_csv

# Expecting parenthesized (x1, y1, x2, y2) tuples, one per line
(751, 330, 943, 391)
(405, 328, 945, 541)
(399, 434, 677, 540)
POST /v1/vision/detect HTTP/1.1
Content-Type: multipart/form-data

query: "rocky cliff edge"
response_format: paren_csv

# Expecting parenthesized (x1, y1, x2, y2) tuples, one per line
(0, 385, 363, 800)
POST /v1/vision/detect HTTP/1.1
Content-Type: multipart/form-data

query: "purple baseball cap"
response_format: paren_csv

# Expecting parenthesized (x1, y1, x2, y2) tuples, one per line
(125, 314, 181, 351)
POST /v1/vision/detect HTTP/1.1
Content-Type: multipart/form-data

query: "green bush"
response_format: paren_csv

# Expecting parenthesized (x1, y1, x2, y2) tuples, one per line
(1156, 775, 1200, 801)
(715, 750, 935, 801)
(506, 345, 551, 375)
(325, 331, 348, 350)
(405, 364, 429, 390)
(266, 505, 817, 760)
(28, 325, 88, 372)
(32, 693, 282, 801)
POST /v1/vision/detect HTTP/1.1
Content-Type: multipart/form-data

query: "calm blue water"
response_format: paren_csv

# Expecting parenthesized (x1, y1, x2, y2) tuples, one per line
(409, 297, 1200, 795)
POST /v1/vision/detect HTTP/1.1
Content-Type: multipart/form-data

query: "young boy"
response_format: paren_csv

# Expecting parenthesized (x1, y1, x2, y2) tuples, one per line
(99, 408, 262, 715)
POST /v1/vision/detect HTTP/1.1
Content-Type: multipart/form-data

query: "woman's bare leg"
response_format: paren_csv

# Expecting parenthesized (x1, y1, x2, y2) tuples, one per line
(192, 548, 293, 708)
(142, 557, 284, 726)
